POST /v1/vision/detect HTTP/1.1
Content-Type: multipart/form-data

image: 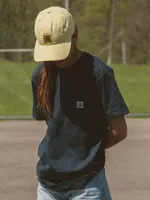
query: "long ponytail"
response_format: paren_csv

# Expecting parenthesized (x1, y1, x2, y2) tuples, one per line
(36, 62, 57, 120)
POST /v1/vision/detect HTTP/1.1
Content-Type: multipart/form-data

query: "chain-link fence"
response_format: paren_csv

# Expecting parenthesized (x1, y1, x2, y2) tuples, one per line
(0, 0, 150, 119)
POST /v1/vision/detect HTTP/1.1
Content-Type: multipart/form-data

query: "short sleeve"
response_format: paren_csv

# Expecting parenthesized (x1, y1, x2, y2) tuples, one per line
(31, 65, 46, 120)
(99, 69, 129, 120)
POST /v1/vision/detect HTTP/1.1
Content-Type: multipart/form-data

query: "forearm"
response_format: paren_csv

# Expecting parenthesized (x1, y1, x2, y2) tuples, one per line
(105, 129, 127, 149)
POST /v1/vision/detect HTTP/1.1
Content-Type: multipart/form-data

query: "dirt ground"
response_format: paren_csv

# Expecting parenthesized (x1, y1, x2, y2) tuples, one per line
(0, 118, 150, 200)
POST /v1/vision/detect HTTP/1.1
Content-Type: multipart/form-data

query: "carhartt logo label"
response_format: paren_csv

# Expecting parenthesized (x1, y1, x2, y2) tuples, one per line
(43, 33, 52, 43)
(77, 101, 84, 109)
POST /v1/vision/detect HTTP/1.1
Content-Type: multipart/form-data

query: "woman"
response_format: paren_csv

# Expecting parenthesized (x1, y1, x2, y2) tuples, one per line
(32, 6, 129, 200)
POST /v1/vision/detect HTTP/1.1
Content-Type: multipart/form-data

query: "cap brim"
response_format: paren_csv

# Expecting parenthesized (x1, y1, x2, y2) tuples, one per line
(34, 40, 71, 62)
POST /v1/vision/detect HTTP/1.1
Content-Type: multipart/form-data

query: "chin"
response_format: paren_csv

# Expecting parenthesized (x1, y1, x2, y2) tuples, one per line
(54, 62, 68, 68)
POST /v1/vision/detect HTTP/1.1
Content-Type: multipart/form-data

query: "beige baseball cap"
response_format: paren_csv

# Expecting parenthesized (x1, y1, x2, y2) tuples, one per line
(34, 6, 75, 62)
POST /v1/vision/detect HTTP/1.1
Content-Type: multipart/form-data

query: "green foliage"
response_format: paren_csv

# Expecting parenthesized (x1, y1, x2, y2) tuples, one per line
(73, 0, 110, 60)
(0, 0, 150, 64)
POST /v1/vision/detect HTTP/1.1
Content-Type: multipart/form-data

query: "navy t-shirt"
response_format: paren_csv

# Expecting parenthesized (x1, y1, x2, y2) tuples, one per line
(31, 52, 129, 191)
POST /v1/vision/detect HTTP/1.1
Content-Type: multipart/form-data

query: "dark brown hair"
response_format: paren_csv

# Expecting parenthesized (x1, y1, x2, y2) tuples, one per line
(36, 26, 78, 120)
(36, 62, 58, 120)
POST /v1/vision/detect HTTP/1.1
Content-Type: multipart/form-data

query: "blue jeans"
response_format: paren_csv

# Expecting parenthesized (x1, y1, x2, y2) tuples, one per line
(37, 168, 112, 200)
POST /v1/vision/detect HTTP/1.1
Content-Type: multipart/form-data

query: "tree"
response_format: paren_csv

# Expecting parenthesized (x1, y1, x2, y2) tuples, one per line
(1, 0, 150, 64)
(124, 0, 150, 64)
(107, 0, 116, 65)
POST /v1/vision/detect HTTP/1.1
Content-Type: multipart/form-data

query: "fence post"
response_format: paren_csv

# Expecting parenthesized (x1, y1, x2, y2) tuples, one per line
(65, 0, 70, 11)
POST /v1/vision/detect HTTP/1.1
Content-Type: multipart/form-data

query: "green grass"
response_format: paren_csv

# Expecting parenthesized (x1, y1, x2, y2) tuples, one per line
(0, 60, 37, 116)
(0, 60, 150, 116)
(112, 64, 150, 114)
